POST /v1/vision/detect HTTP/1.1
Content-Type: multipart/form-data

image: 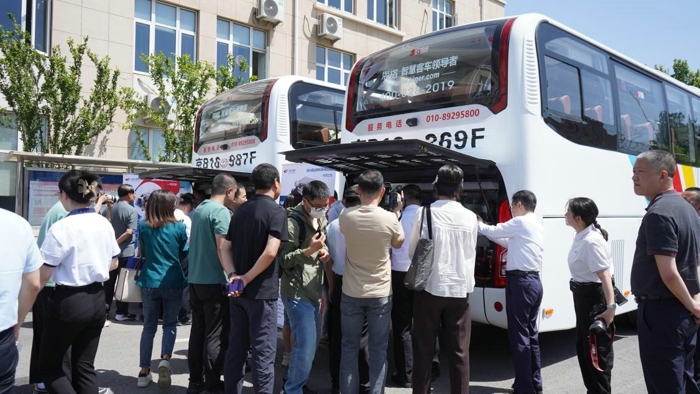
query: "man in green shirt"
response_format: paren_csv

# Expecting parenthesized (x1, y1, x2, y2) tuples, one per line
(279, 180, 331, 394)
(186, 173, 239, 394)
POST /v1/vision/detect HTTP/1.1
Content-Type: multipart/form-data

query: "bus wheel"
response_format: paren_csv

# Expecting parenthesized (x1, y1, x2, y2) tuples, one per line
(624, 310, 638, 328)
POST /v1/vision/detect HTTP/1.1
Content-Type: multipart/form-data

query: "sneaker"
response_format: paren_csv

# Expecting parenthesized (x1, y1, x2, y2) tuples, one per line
(115, 313, 135, 322)
(98, 388, 113, 394)
(104, 319, 111, 328)
(32, 383, 49, 394)
(157, 359, 172, 389)
(281, 352, 291, 367)
(137, 371, 152, 388)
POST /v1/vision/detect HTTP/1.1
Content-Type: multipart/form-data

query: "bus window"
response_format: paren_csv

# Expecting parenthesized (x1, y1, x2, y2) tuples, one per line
(692, 97, 700, 166)
(350, 21, 505, 124)
(666, 85, 695, 165)
(289, 82, 345, 148)
(538, 23, 616, 151)
(544, 56, 581, 119)
(195, 80, 272, 153)
(614, 64, 667, 153)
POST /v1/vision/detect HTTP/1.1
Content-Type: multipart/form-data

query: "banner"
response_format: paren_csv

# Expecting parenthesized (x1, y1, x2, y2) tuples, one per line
(26, 170, 122, 226)
(280, 163, 337, 204)
(122, 174, 191, 219)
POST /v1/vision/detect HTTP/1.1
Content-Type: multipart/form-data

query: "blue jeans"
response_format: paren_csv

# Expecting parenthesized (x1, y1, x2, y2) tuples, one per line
(282, 297, 320, 394)
(140, 287, 183, 368)
(340, 294, 392, 394)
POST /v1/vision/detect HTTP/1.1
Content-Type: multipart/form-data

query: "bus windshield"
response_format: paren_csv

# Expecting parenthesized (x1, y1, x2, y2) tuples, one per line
(196, 79, 273, 149)
(351, 21, 505, 125)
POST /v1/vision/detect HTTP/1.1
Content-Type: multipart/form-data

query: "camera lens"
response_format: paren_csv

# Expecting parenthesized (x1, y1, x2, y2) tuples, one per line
(589, 319, 607, 335)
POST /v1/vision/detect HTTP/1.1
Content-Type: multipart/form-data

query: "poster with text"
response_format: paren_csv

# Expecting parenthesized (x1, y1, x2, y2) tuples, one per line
(123, 174, 192, 219)
(280, 163, 337, 205)
(26, 170, 122, 226)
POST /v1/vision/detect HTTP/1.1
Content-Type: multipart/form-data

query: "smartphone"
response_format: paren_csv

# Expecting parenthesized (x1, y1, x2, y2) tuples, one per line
(316, 226, 323, 236)
(227, 279, 244, 293)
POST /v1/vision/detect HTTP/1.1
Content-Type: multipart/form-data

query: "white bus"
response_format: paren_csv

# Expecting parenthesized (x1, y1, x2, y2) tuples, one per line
(282, 13, 700, 332)
(193, 76, 345, 176)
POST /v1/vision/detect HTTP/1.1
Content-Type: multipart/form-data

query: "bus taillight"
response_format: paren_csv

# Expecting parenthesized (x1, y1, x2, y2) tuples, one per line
(193, 106, 203, 153)
(345, 59, 364, 132)
(493, 198, 512, 288)
(491, 17, 516, 114)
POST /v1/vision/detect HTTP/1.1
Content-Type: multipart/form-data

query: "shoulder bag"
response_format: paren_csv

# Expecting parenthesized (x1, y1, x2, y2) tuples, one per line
(114, 256, 144, 303)
(404, 205, 434, 291)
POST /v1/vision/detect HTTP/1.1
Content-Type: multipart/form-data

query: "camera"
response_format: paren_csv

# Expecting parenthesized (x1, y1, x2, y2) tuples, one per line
(380, 183, 402, 211)
(588, 303, 608, 335)
(101, 193, 117, 203)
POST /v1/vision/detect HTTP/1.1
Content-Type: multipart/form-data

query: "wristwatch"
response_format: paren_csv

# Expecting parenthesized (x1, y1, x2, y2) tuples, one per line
(227, 271, 236, 280)
(607, 303, 617, 310)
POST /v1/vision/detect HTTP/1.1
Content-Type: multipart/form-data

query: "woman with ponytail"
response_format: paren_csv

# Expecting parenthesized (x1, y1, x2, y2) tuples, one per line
(564, 197, 616, 394)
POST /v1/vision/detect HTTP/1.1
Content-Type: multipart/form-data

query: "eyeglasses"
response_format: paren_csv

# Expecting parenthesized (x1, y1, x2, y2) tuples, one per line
(304, 198, 328, 210)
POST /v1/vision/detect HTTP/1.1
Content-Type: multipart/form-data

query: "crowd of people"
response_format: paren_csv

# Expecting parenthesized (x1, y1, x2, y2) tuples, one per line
(1, 149, 699, 394)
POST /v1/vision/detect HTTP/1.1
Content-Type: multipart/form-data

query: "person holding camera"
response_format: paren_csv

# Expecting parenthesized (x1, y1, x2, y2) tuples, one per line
(564, 197, 615, 394)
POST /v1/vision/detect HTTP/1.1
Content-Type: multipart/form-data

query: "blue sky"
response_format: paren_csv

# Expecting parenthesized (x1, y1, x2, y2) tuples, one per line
(505, 0, 700, 73)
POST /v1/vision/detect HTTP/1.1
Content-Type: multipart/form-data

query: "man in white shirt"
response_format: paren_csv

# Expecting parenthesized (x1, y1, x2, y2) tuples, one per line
(0, 209, 42, 394)
(390, 184, 421, 388)
(325, 186, 370, 394)
(408, 165, 478, 393)
(478, 190, 545, 394)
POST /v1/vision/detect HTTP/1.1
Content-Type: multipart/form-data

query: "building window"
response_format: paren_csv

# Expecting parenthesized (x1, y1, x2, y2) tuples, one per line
(134, 0, 197, 73)
(316, 46, 353, 86)
(367, 0, 397, 27)
(317, 0, 353, 14)
(216, 19, 267, 80)
(129, 128, 165, 160)
(432, 0, 453, 31)
(0, 0, 51, 52)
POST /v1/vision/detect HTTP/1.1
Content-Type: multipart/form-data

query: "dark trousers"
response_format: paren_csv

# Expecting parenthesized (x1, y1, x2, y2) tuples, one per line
(103, 257, 129, 315)
(412, 291, 471, 394)
(695, 329, 700, 385)
(39, 283, 106, 394)
(30, 287, 72, 384)
(506, 273, 543, 394)
(0, 327, 18, 394)
(328, 274, 370, 392)
(179, 257, 191, 322)
(224, 297, 277, 394)
(391, 270, 413, 383)
(638, 299, 700, 394)
(187, 284, 230, 391)
(572, 285, 614, 394)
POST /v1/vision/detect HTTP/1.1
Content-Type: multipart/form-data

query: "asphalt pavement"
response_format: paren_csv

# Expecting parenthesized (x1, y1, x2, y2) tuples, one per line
(12, 313, 647, 393)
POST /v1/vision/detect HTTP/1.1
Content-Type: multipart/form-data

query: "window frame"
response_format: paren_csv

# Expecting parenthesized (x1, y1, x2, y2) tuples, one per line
(367, 0, 398, 28)
(129, 128, 165, 160)
(133, 0, 198, 74)
(215, 19, 268, 80)
(0, 0, 51, 53)
(431, 0, 454, 32)
(315, 45, 354, 87)
(317, 0, 353, 14)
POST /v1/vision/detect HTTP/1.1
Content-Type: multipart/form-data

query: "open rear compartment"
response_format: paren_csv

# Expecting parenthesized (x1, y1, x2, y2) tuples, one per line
(282, 139, 510, 290)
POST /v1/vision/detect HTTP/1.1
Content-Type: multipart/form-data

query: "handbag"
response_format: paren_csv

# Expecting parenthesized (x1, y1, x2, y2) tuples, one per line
(114, 256, 144, 303)
(404, 205, 434, 291)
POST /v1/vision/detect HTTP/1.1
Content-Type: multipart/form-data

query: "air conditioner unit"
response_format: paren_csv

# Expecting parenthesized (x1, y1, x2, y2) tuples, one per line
(143, 94, 175, 122)
(256, 0, 285, 24)
(318, 14, 343, 41)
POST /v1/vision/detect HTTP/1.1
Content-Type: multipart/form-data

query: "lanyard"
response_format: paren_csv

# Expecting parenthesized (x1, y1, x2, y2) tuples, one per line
(67, 208, 93, 216)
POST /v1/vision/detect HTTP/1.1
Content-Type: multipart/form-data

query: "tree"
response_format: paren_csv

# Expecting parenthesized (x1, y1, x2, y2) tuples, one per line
(120, 52, 255, 163)
(0, 15, 120, 156)
(654, 59, 700, 88)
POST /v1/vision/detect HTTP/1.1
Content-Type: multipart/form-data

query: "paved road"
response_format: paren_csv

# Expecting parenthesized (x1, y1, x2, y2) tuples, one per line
(13, 313, 647, 393)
